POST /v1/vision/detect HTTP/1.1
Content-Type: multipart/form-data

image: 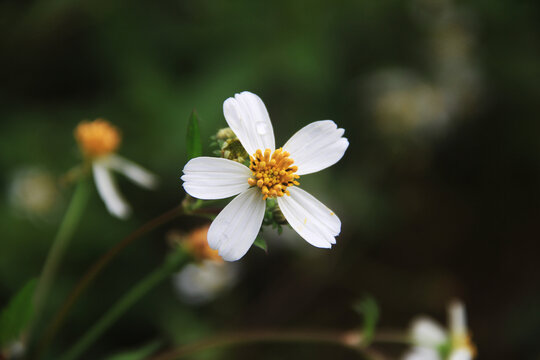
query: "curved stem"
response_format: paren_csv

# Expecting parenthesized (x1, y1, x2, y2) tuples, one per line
(149, 330, 409, 360)
(35, 205, 184, 358)
(29, 179, 90, 339)
(59, 249, 189, 360)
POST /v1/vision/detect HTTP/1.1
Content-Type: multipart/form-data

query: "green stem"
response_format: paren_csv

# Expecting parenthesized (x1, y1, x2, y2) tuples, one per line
(58, 249, 188, 360)
(30, 179, 90, 335)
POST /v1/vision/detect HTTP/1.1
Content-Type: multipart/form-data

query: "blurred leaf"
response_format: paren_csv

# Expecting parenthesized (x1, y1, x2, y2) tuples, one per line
(104, 341, 161, 360)
(253, 235, 268, 252)
(353, 296, 379, 346)
(0, 278, 37, 348)
(186, 110, 202, 160)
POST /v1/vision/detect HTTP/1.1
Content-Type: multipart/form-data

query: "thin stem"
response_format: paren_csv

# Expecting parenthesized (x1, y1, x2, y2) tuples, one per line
(36, 205, 184, 357)
(59, 249, 189, 360)
(30, 179, 90, 337)
(149, 330, 408, 360)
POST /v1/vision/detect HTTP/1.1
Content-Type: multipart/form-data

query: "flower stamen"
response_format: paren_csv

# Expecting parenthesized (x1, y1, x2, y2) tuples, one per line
(248, 148, 300, 200)
(75, 119, 121, 158)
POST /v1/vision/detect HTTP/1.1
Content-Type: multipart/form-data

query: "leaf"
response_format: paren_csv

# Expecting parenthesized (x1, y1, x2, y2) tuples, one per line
(104, 341, 161, 360)
(186, 110, 202, 160)
(253, 235, 268, 252)
(0, 279, 37, 348)
(353, 296, 379, 346)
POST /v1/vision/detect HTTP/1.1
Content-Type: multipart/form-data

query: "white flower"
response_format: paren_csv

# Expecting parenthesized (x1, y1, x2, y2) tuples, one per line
(182, 91, 349, 261)
(8, 167, 60, 220)
(403, 301, 476, 360)
(75, 119, 158, 219)
(173, 260, 238, 304)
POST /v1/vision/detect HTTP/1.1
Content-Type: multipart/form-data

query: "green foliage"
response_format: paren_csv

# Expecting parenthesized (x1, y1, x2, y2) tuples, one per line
(0, 278, 37, 348)
(253, 235, 268, 252)
(104, 341, 161, 360)
(353, 296, 379, 346)
(186, 110, 202, 160)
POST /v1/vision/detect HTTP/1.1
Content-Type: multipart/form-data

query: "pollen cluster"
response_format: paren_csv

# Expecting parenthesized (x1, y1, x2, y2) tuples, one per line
(75, 119, 121, 158)
(248, 148, 300, 200)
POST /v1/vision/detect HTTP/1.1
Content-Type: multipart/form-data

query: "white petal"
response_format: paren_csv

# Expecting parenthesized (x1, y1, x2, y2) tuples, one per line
(410, 317, 448, 347)
(283, 120, 349, 175)
(448, 300, 467, 336)
(403, 347, 441, 360)
(106, 154, 158, 190)
(173, 260, 238, 304)
(448, 349, 473, 360)
(207, 187, 266, 261)
(223, 91, 275, 156)
(277, 187, 340, 248)
(92, 162, 131, 219)
(182, 157, 252, 200)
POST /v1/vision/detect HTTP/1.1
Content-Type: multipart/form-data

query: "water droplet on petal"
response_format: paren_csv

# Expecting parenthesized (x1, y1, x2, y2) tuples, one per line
(256, 122, 268, 135)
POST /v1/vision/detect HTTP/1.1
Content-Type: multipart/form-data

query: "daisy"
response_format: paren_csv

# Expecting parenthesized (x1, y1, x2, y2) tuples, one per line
(404, 301, 476, 360)
(181, 91, 349, 261)
(75, 119, 158, 219)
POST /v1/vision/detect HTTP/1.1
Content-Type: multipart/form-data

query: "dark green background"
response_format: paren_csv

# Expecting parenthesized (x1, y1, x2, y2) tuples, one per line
(1, 0, 539, 359)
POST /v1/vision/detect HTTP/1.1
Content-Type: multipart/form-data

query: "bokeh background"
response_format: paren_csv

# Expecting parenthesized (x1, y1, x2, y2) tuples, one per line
(1, 0, 540, 359)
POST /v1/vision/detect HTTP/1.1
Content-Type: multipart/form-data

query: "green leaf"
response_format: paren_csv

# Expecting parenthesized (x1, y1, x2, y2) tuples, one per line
(186, 110, 202, 160)
(0, 278, 37, 348)
(253, 235, 268, 252)
(353, 296, 379, 346)
(104, 341, 161, 360)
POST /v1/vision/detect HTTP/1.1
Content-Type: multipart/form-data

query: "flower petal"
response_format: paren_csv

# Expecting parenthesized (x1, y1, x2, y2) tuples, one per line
(182, 157, 252, 200)
(92, 162, 131, 219)
(106, 154, 158, 190)
(448, 349, 473, 360)
(410, 317, 448, 347)
(223, 91, 275, 155)
(403, 347, 441, 360)
(283, 120, 349, 175)
(207, 187, 265, 261)
(448, 301, 467, 336)
(277, 187, 340, 248)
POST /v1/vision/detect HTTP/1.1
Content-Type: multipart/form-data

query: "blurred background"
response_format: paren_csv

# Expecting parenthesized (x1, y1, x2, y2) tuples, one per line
(1, 0, 540, 359)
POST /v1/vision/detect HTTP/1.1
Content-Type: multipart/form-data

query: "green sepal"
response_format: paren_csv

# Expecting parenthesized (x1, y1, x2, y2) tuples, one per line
(253, 235, 268, 253)
(186, 110, 202, 160)
(0, 278, 37, 348)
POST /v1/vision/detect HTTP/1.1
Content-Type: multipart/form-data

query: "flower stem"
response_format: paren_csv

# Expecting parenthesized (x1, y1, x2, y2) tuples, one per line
(30, 179, 90, 338)
(58, 249, 189, 360)
(35, 205, 184, 358)
(149, 330, 409, 360)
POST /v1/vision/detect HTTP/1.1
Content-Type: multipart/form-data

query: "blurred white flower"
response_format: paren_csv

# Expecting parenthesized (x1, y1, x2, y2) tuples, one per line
(74, 119, 158, 219)
(403, 301, 476, 360)
(182, 91, 348, 261)
(8, 167, 60, 220)
(366, 70, 450, 135)
(173, 260, 238, 304)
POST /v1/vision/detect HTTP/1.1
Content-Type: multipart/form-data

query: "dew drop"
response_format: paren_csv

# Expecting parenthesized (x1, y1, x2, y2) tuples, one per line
(255, 121, 268, 135)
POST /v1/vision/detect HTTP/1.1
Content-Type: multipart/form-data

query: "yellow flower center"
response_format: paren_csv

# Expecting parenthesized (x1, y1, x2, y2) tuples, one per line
(248, 148, 300, 200)
(74, 119, 121, 158)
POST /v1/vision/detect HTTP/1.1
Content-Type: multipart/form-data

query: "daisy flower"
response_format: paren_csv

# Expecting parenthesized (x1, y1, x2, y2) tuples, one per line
(404, 301, 476, 360)
(181, 91, 349, 261)
(75, 119, 158, 219)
